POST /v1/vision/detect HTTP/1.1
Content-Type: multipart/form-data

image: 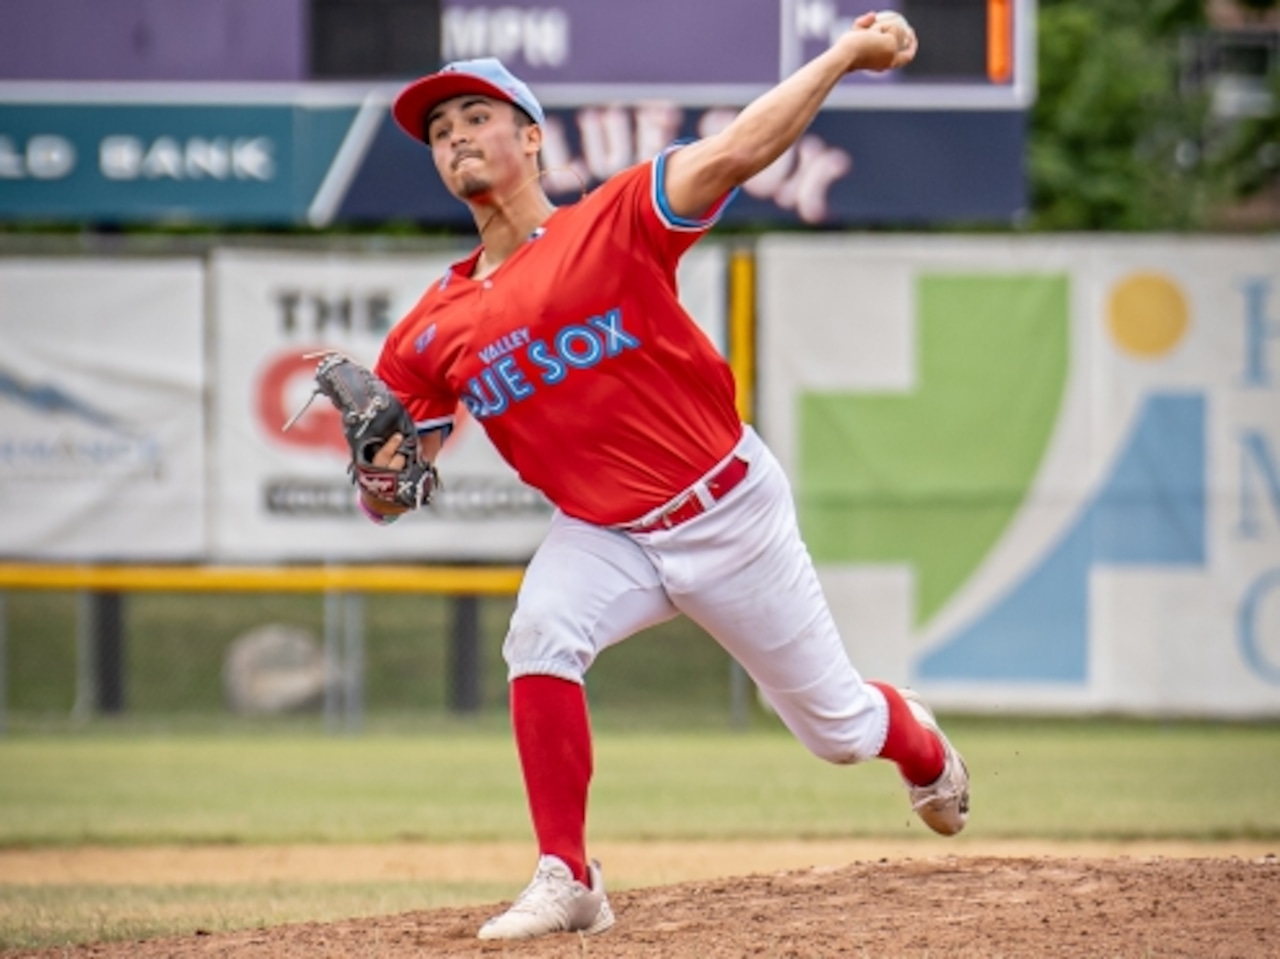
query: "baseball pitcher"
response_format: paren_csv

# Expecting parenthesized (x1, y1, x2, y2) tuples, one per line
(304, 9, 968, 942)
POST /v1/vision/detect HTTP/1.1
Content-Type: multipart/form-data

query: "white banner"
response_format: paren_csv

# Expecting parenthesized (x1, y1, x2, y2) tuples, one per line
(209, 246, 726, 562)
(0, 258, 206, 559)
(758, 235, 1280, 717)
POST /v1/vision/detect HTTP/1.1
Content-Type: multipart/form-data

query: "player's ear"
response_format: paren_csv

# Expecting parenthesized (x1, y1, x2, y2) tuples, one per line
(521, 119, 543, 160)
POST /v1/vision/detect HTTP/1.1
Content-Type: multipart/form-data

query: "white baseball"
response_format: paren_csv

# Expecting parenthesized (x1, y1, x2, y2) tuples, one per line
(874, 10, 914, 50)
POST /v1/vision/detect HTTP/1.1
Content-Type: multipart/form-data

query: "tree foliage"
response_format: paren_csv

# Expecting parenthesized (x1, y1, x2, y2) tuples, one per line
(1211, 70, 1280, 199)
(1030, 0, 1219, 229)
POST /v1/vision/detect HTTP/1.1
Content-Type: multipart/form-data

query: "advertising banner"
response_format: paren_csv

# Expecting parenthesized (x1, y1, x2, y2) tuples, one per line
(758, 236, 1280, 717)
(209, 244, 726, 563)
(1, 97, 1025, 229)
(0, 101, 360, 223)
(339, 105, 1025, 229)
(438, 0, 1034, 109)
(1, 0, 1031, 227)
(0, 258, 206, 559)
(2, 0, 1031, 103)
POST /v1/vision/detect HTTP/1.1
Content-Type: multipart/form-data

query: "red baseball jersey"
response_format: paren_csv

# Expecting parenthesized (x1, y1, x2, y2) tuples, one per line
(376, 152, 743, 526)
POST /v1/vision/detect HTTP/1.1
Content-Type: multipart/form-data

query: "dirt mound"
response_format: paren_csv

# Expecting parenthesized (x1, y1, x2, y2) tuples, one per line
(14, 855, 1279, 958)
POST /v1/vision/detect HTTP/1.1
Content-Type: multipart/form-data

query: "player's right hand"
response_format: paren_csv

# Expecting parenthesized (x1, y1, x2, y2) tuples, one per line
(843, 11, 917, 73)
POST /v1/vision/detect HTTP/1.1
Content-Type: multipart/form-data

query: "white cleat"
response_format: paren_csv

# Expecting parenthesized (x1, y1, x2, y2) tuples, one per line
(477, 855, 616, 941)
(899, 688, 970, 836)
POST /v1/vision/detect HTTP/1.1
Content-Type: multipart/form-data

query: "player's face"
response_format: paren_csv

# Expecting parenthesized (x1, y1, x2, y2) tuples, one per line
(425, 96, 535, 201)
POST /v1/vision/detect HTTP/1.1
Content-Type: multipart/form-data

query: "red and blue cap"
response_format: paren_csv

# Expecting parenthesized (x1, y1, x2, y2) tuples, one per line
(392, 58, 546, 142)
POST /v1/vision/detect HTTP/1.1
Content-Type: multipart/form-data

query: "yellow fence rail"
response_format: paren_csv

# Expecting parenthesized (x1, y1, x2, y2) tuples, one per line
(0, 563, 525, 594)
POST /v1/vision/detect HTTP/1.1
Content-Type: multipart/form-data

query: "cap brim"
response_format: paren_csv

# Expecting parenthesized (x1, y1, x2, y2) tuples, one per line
(392, 74, 521, 142)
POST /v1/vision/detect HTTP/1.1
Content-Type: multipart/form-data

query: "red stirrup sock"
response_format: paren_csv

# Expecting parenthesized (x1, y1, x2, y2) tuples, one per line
(869, 681, 945, 787)
(510, 674, 593, 885)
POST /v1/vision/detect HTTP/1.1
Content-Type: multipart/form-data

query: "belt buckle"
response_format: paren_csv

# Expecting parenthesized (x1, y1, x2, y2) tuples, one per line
(658, 490, 694, 530)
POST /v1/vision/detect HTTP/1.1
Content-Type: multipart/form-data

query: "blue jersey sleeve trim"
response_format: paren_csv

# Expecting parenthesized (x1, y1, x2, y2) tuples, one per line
(651, 143, 739, 232)
(417, 417, 455, 443)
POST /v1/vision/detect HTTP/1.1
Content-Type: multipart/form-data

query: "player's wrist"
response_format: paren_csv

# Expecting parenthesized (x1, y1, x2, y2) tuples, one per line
(357, 492, 406, 525)
(846, 33, 895, 72)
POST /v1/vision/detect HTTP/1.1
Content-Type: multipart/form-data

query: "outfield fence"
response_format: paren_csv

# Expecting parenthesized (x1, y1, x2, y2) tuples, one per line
(0, 563, 525, 735)
(3, 237, 1279, 718)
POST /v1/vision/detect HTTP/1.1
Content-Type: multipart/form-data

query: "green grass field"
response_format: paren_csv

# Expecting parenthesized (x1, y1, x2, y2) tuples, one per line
(2, 589, 1279, 951)
(3, 719, 1278, 847)
(2, 718, 1279, 951)
(0, 880, 496, 956)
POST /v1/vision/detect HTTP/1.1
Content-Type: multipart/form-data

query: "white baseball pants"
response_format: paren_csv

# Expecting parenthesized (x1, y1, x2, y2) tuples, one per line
(503, 427, 890, 764)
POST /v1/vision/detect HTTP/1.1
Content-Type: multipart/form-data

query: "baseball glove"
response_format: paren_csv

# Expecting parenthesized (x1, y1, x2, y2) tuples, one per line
(284, 352, 439, 510)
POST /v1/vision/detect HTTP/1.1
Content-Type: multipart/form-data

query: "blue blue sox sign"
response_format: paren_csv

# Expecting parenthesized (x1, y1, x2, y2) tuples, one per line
(0, 97, 1024, 227)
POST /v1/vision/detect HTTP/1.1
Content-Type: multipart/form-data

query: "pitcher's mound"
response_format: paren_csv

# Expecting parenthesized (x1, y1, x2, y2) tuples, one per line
(20, 855, 1280, 958)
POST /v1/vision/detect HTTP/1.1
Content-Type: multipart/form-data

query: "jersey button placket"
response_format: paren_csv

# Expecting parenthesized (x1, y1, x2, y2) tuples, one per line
(475, 275, 495, 322)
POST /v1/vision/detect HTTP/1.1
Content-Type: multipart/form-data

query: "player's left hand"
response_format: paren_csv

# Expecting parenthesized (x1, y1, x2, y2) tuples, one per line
(285, 352, 439, 511)
(371, 433, 409, 471)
